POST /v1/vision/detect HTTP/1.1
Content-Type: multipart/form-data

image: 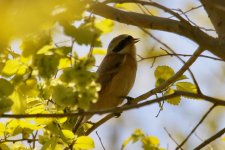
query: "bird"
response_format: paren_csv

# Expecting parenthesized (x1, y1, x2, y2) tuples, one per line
(72, 34, 139, 133)
(90, 34, 139, 112)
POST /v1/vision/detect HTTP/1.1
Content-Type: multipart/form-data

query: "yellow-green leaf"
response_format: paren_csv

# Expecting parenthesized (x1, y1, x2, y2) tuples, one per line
(0, 98, 13, 114)
(176, 82, 197, 93)
(0, 123, 5, 136)
(62, 129, 75, 139)
(95, 19, 114, 34)
(74, 136, 95, 150)
(0, 78, 14, 97)
(142, 136, 161, 150)
(164, 88, 181, 105)
(92, 48, 107, 55)
(2, 59, 21, 76)
(154, 66, 174, 80)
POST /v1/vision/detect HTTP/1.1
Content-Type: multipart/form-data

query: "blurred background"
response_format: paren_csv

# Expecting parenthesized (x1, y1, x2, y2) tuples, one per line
(6, 0, 225, 149)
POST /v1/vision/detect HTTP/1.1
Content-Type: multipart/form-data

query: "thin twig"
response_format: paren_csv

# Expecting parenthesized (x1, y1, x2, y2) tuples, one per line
(137, 53, 223, 62)
(85, 113, 116, 135)
(140, 28, 203, 95)
(194, 127, 225, 150)
(164, 127, 181, 148)
(168, 5, 202, 19)
(176, 104, 216, 150)
(133, 46, 204, 103)
(0, 138, 38, 143)
(96, 131, 106, 150)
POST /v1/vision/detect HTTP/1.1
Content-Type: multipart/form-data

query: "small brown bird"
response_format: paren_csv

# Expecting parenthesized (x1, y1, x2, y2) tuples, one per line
(73, 34, 138, 133)
(90, 34, 138, 111)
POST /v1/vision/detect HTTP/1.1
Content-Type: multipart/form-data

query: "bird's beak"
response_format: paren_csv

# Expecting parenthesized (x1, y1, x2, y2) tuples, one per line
(133, 38, 140, 43)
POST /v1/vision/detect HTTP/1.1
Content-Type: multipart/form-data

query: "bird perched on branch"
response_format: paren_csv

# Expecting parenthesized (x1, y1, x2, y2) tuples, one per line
(73, 34, 139, 133)
(91, 34, 138, 112)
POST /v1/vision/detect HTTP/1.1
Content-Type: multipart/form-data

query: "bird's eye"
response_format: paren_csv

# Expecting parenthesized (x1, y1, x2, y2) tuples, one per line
(112, 36, 133, 52)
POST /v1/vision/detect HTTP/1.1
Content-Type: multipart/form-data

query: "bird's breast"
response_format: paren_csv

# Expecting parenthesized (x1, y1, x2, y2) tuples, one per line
(92, 55, 137, 110)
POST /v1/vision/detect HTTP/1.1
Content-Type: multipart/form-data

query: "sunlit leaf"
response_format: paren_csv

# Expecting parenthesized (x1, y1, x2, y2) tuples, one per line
(154, 66, 174, 80)
(0, 123, 5, 136)
(164, 88, 181, 105)
(176, 82, 197, 93)
(10, 90, 27, 113)
(52, 84, 77, 107)
(142, 136, 162, 150)
(2, 59, 21, 76)
(95, 19, 114, 34)
(122, 129, 144, 150)
(21, 31, 52, 57)
(74, 136, 95, 150)
(58, 58, 71, 69)
(0, 143, 10, 150)
(154, 66, 174, 87)
(62, 129, 75, 139)
(92, 48, 107, 55)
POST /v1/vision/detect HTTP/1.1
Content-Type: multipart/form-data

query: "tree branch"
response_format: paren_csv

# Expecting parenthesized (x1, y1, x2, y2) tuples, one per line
(176, 104, 216, 150)
(194, 127, 225, 150)
(1, 91, 224, 119)
(133, 46, 204, 103)
(140, 29, 203, 94)
(90, 2, 225, 60)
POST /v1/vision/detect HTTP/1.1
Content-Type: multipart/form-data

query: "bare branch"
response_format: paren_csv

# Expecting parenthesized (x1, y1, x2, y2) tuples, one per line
(85, 113, 116, 135)
(104, 0, 189, 24)
(176, 104, 216, 150)
(133, 46, 204, 103)
(194, 127, 225, 150)
(1, 91, 225, 119)
(96, 131, 106, 150)
(90, 2, 225, 60)
(137, 53, 223, 62)
(140, 29, 203, 94)
(164, 127, 181, 148)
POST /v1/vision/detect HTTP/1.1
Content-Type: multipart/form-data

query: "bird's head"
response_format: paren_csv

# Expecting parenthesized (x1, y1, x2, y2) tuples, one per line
(107, 34, 139, 56)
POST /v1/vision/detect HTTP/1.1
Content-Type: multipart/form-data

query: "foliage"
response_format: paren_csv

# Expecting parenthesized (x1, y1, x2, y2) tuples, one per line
(122, 129, 164, 150)
(0, 0, 107, 149)
(0, 0, 223, 150)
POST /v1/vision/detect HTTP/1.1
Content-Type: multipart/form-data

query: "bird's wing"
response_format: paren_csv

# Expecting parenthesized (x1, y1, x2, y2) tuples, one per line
(96, 54, 125, 91)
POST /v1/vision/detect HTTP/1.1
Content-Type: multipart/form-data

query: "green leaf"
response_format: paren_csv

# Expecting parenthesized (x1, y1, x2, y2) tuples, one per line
(52, 84, 77, 107)
(62, 130, 75, 139)
(0, 78, 14, 97)
(2, 59, 21, 76)
(154, 66, 174, 87)
(33, 54, 60, 78)
(42, 136, 58, 150)
(164, 88, 181, 105)
(176, 82, 197, 93)
(0, 144, 10, 150)
(154, 66, 175, 80)
(0, 123, 5, 136)
(10, 90, 27, 114)
(74, 136, 95, 150)
(63, 23, 102, 46)
(21, 31, 52, 57)
(95, 19, 114, 34)
(0, 98, 13, 114)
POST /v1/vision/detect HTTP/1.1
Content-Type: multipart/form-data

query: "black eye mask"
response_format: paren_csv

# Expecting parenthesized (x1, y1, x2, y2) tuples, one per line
(112, 35, 133, 52)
